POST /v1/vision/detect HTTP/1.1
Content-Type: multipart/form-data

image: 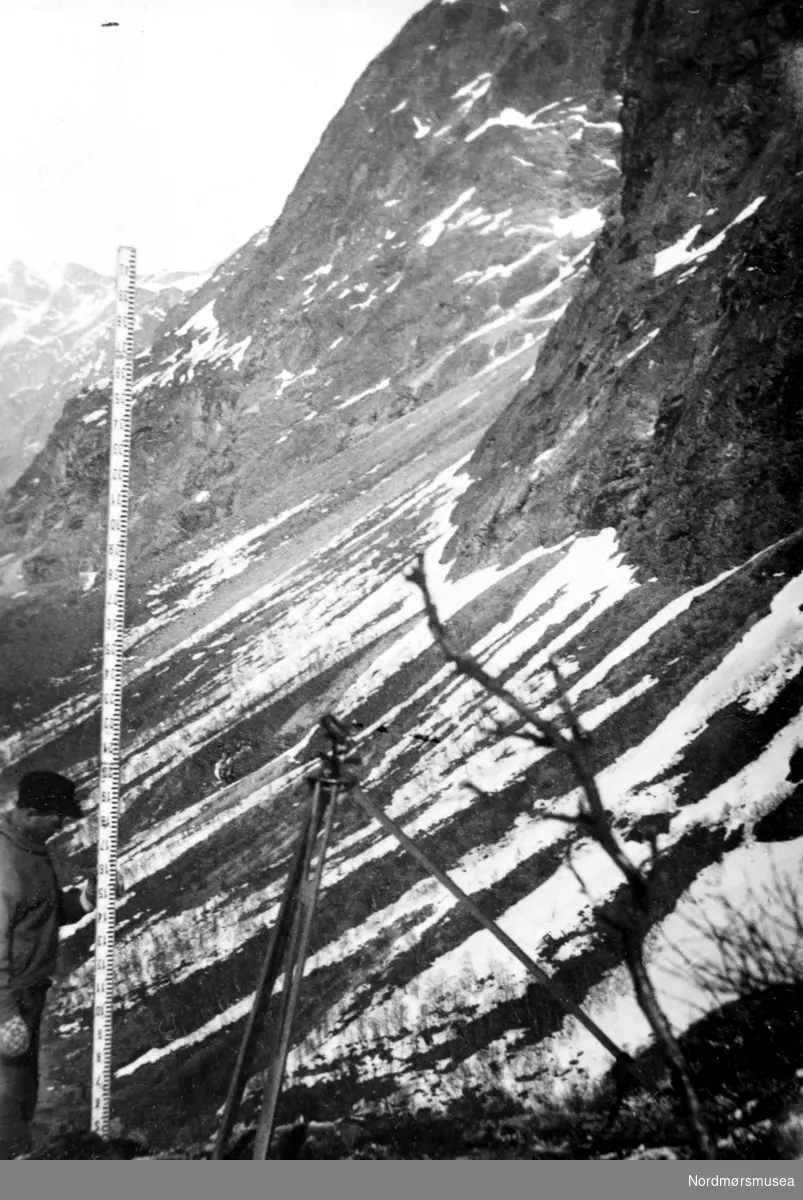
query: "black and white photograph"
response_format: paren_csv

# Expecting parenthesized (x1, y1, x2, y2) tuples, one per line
(1, 0, 802, 1185)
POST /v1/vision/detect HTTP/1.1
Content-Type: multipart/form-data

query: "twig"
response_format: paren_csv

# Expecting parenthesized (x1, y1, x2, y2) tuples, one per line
(407, 554, 717, 1159)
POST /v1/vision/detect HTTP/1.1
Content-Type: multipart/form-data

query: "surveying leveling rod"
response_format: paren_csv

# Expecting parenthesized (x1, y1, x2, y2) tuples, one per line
(91, 246, 137, 1138)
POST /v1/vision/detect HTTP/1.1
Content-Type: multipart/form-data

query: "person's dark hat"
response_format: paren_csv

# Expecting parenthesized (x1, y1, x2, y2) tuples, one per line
(17, 770, 83, 819)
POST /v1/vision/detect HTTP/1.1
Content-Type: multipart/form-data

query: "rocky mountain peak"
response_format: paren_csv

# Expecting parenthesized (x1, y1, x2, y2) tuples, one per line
(60, 262, 110, 288)
(0, 260, 53, 307)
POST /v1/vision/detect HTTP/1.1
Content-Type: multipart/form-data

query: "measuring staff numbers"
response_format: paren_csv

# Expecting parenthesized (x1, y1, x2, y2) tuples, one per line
(91, 246, 137, 1139)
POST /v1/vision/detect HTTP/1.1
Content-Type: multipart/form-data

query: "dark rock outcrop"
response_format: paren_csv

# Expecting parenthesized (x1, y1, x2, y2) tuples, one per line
(449, 1, 803, 588)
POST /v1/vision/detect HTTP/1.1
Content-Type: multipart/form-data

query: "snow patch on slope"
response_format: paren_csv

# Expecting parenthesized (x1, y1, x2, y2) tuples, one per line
(81, 523, 803, 1088)
(654, 197, 766, 276)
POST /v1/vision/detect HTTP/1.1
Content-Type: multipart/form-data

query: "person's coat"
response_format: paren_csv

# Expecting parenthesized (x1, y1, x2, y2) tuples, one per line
(0, 816, 87, 1022)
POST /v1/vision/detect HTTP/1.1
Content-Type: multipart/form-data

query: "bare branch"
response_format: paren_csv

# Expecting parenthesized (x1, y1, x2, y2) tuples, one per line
(676, 867, 803, 1002)
(566, 852, 595, 907)
(407, 552, 717, 1159)
(408, 557, 571, 756)
(549, 656, 589, 746)
(517, 728, 554, 750)
(461, 781, 496, 806)
(408, 555, 646, 903)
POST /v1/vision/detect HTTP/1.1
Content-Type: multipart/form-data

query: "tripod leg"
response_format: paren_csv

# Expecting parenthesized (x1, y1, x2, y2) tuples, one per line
(252, 867, 311, 1156)
(212, 792, 320, 1159)
(252, 785, 339, 1160)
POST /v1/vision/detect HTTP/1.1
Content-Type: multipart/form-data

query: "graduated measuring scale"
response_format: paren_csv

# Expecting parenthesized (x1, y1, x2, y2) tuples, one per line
(91, 245, 136, 1138)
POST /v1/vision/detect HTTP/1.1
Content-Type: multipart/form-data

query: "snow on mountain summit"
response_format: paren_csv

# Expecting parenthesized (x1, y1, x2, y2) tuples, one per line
(0, 260, 213, 492)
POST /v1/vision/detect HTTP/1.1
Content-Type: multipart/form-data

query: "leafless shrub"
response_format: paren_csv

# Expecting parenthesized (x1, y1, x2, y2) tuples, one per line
(675, 863, 803, 1004)
(407, 554, 717, 1159)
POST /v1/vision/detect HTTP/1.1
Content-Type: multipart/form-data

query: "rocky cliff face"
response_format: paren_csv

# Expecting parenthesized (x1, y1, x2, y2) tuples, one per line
(450, 0, 803, 587)
(1, 0, 803, 1157)
(0, 262, 210, 493)
(0, 0, 626, 587)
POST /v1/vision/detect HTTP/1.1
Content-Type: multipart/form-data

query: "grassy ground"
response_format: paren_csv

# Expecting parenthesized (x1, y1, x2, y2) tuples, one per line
(27, 953, 803, 1160)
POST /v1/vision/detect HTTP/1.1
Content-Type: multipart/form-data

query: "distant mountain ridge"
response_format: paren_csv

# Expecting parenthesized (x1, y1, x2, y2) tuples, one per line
(0, 259, 213, 492)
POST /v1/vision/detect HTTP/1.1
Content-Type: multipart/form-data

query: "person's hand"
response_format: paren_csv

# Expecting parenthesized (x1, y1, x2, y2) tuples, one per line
(80, 875, 97, 911)
(80, 870, 126, 912)
(0, 1013, 30, 1058)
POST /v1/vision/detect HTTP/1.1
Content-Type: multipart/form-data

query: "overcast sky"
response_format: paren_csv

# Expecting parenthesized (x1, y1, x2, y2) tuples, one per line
(0, 0, 427, 279)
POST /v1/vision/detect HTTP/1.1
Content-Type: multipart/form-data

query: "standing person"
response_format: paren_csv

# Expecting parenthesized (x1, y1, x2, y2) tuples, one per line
(0, 770, 96, 1159)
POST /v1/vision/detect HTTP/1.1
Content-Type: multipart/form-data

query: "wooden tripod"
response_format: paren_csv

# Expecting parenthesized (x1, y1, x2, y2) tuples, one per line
(213, 712, 639, 1159)
(213, 714, 359, 1160)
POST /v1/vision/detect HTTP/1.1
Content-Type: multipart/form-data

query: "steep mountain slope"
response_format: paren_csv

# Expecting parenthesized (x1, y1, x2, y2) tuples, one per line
(0, 261, 211, 493)
(450, 0, 803, 589)
(0, 0, 626, 589)
(1, 0, 802, 1157)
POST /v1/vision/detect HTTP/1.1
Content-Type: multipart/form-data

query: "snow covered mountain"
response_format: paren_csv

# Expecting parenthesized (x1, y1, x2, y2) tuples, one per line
(0, 260, 212, 492)
(0, 0, 624, 581)
(0, 0, 802, 1156)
